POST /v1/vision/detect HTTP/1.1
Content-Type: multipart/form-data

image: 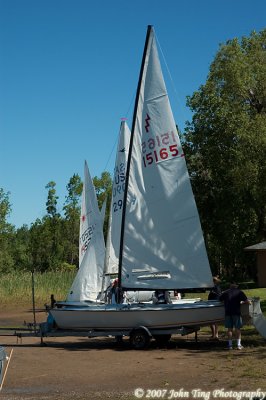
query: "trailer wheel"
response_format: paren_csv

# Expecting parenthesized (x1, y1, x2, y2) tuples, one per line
(130, 329, 150, 350)
(153, 334, 172, 345)
(115, 335, 123, 345)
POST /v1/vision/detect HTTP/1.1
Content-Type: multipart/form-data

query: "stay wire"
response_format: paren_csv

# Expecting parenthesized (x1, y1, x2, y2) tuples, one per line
(154, 31, 188, 130)
(102, 91, 135, 173)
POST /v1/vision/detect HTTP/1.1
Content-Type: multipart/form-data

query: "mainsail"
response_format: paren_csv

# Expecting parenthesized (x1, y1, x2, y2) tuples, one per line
(119, 26, 213, 290)
(104, 120, 131, 275)
(67, 161, 105, 301)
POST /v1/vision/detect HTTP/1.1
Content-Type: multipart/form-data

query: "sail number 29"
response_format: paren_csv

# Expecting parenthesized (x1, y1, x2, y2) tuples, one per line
(112, 163, 126, 213)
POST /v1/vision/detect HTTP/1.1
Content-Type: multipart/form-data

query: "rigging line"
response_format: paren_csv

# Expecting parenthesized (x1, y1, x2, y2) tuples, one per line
(124, 91, 135, 121)
(102, 92, 135, 173)
(103, 135, 117, 172)
(155, 31, 188, 129)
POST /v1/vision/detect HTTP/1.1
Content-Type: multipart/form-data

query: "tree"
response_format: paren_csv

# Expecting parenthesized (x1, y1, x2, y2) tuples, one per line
(45, 181, 59, 218)
(63, 174, 83, 220)
(0, 188, 12, 232)
(63, 174, 83, 266)
(93, 171, 112, 209)
(0, 188, 15, 272)
(184, 29, 266, 278)
(44, 181, 62, 270)
(12, 225, 31, 271)
(29, 218, 52, 272)
(93, 171, 112, 239)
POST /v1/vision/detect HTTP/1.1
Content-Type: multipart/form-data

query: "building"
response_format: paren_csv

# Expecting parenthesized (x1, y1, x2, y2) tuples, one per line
(244, 242, 266, 287)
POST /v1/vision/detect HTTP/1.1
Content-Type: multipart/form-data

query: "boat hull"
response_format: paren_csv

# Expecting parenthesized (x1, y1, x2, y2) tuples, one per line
(50, 301, 226, 331)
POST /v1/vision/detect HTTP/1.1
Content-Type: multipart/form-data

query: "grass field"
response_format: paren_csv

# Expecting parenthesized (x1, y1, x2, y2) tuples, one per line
(0, 270, 76, 307)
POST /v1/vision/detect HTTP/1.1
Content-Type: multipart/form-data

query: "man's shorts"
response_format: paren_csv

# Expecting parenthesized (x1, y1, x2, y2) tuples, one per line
(225, 315, 243, 329)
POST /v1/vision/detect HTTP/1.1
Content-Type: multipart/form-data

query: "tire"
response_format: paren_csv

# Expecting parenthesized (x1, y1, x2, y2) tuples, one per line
(115, 335, 123, 344)
(153, 334, 171, 345)
(130, 329, 151, 350)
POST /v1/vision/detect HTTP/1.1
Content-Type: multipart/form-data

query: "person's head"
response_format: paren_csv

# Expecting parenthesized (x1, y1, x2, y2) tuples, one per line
(229, 280, 238, 288)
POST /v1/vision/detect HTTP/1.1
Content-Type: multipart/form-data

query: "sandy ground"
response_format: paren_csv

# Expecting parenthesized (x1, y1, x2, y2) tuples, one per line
(0, 307, 266, 400)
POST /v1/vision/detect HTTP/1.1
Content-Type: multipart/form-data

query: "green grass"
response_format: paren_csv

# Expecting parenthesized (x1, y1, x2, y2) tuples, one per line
(0, 270, 76, 308)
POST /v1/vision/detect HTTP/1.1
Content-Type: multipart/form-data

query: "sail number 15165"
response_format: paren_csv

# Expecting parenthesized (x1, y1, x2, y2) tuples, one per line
(143, 145, 178, 167)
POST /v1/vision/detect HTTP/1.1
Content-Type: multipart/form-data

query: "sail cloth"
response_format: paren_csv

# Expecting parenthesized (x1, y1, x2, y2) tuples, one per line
(67, 161, 105, 301)
(104, 120, 131, 275)
(67, 231, 105, 301)
(250, 298, 266, 339)
(120, 26, 213, 290)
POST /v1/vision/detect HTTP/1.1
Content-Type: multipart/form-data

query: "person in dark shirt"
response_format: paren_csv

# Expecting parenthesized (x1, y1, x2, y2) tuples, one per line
(208, 276, 222, 340)
(219, 281, 250, 350)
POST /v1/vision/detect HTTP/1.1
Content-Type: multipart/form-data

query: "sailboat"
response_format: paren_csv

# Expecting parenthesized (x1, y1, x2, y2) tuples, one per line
(64, 161, 106, 303)
(102, 119, 154, 303)
(50, 26, 247, 337)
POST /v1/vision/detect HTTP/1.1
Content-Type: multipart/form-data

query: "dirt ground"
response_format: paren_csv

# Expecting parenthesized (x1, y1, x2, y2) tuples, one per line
(0, 307, 266, 400)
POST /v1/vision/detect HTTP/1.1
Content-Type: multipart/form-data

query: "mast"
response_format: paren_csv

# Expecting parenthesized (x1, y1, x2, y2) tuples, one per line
(118, 25, 153, 288)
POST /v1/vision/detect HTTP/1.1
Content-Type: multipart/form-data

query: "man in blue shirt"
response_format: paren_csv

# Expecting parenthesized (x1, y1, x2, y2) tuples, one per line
(220, 281, 250, 350)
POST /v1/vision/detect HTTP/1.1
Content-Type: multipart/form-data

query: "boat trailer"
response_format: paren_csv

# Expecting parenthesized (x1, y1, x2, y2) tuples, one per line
(1, 321, 200, 350)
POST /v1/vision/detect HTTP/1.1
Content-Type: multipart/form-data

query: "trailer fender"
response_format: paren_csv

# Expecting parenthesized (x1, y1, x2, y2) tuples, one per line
(129, 325, 152, 337)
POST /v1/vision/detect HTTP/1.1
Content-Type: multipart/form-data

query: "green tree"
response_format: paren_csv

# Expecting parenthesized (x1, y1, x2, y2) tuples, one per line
(184, 29, 266, 278)
(0, 188, 12, 231)
(29, 218, 52, 272)
(44, 181, 62, 270)
(45, 181, 59, 218)
(93, 171, 112, 239)
(63, 174, 83, 220)
(0, 188, 15, 271)
(63, 174, 83, 266)
(12, 225, 31, 271)
(93, 171, 112, 209)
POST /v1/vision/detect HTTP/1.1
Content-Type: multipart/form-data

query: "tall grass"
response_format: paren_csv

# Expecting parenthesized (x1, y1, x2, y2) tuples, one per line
(0, 270, 76, 308)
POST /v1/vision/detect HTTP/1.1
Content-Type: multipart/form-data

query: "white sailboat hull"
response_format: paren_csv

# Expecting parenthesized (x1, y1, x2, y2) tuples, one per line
(50, 301, 227, 331)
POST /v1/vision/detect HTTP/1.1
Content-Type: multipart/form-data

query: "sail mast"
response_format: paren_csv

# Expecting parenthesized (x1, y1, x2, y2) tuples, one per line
(118, 25, 153, 287)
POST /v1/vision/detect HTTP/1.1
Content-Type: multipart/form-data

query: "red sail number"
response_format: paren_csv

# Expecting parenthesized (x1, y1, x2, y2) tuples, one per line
(143, 144, 179, 167)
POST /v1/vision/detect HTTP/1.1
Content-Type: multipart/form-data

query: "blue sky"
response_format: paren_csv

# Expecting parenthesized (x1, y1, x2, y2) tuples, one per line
(1, 0, 265, 228)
